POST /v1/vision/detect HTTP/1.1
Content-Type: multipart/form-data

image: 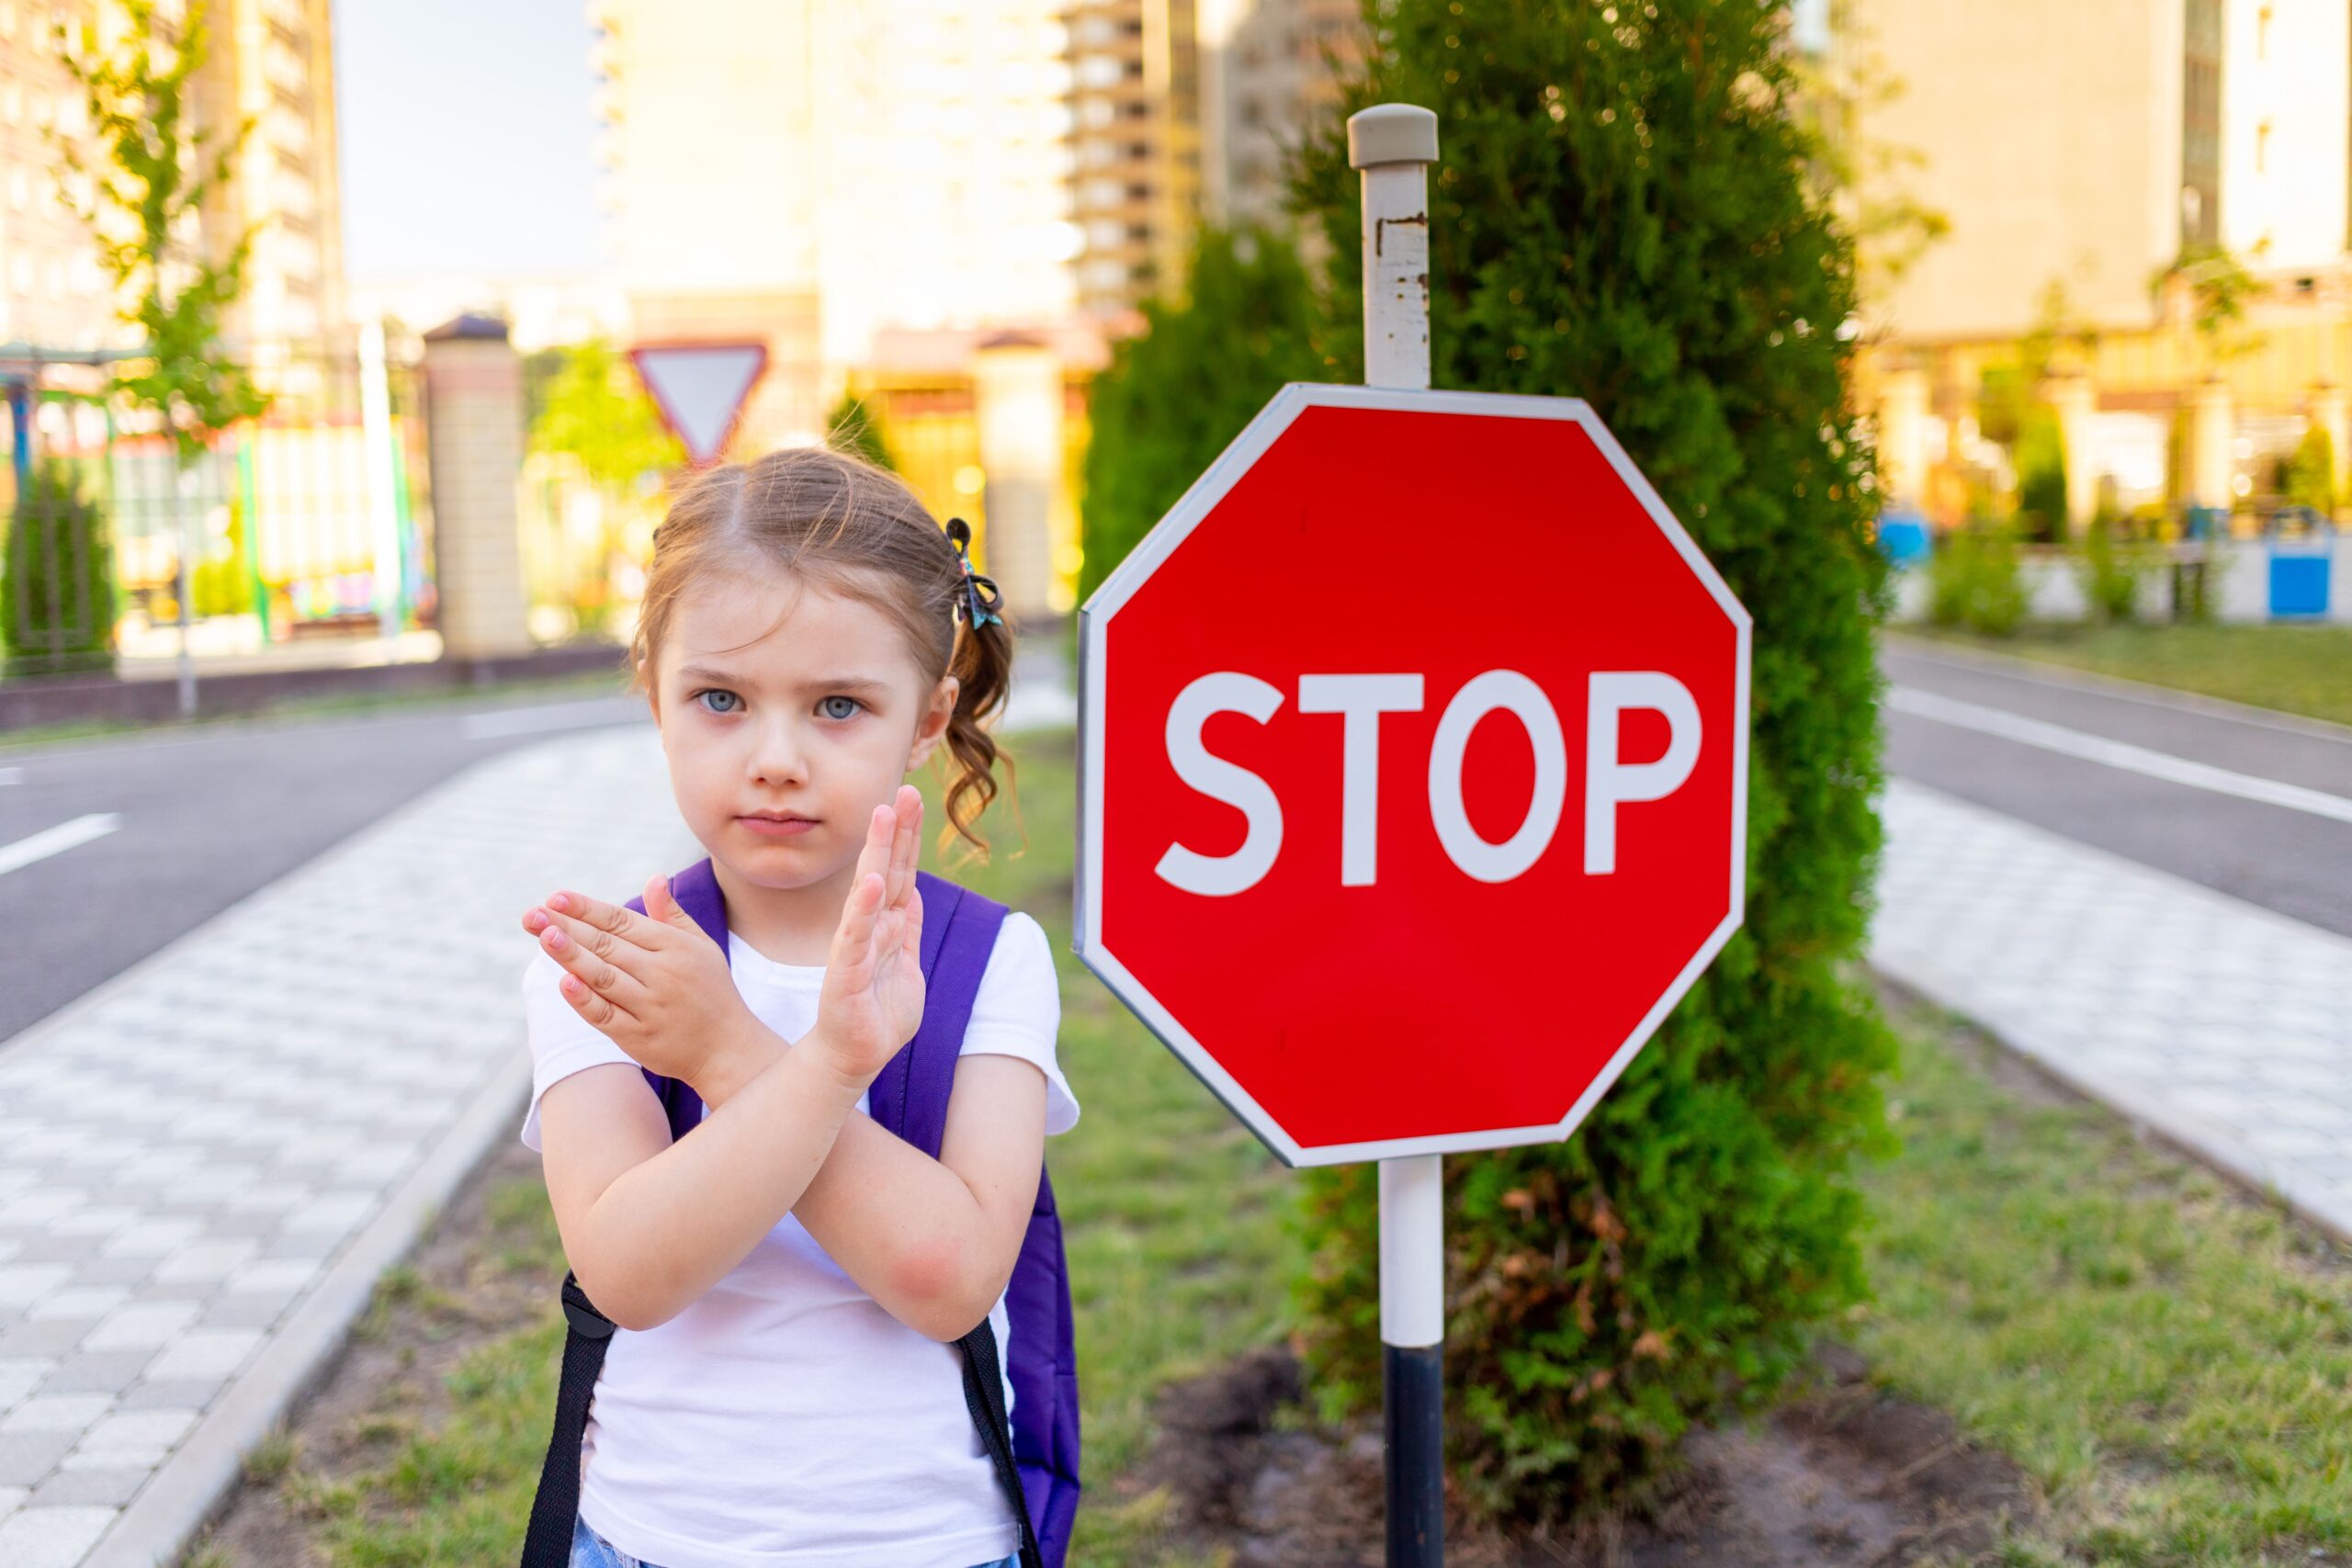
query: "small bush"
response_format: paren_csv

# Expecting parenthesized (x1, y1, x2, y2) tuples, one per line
(2014, 409, 2069, 544)
(1928, 518, 2028, 636)
(2285, 424, 2336, 516)
(2, 457, 118, 677)
(2075, 508, 2143, 624)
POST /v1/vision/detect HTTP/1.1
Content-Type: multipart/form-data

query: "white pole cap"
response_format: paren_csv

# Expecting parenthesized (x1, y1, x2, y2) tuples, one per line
(1348, 103, 1440, 169)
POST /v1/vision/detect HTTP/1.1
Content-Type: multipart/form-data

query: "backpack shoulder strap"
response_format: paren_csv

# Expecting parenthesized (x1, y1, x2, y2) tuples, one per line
(622, 857, 726, 1141)
(866, 869, 1006, 1158)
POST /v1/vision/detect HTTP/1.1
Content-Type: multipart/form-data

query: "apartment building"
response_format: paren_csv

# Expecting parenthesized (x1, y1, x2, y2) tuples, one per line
(1846, 0, 2352, 523)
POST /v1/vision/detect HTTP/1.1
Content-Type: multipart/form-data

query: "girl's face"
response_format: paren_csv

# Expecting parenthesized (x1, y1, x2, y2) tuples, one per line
(646, 564, 956, 893)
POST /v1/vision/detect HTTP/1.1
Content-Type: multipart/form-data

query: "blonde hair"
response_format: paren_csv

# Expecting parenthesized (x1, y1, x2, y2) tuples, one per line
(628, 445, 1016, 856)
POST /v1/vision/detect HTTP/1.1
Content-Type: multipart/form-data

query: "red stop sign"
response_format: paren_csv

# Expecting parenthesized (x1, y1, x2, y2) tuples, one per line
(1076, 385, 1750, 1166)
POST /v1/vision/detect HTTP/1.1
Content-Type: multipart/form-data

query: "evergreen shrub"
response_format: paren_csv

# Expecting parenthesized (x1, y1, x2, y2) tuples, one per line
(2, 457, 118, 677)
(1927, 518, 2028, 637)
(2075, 507, 2143, 624)
(2285, 424, 2335, 517)
(2014, 409, 2069, 543)
(1278, 0, 1896, 1522)
(1077, 223, 1326, 604)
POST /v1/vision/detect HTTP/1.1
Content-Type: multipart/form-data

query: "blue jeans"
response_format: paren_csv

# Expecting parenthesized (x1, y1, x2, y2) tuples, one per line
(567, 1513, 1019, 1568)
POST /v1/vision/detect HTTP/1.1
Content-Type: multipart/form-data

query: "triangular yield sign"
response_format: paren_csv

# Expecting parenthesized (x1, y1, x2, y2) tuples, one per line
(629, 342, 769, 466)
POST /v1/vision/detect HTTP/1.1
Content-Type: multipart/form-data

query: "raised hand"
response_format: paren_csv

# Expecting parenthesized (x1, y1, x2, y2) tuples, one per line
(524, 873, 765, 1091)
(806, 784, 927, 1087)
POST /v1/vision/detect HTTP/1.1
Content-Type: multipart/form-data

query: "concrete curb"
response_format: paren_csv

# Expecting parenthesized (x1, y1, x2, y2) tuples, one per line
(1883, 967, 2352, 1248)
(84, 1048, 535, 1568)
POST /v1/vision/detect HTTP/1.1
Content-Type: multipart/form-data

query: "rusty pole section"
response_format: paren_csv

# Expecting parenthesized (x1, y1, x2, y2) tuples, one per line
(1348, 98, 1444, 1568)
(1351, 103, 1439, 395)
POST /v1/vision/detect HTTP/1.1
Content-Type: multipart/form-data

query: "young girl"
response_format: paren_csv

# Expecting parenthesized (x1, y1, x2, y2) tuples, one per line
(514, 446, 1080, 1568)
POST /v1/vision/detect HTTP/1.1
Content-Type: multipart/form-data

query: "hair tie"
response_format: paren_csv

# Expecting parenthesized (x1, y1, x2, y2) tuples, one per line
(944, 517, 1003, 630)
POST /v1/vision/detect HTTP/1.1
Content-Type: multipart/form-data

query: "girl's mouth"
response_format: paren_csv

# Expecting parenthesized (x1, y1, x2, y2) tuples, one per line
(737, 814, 819, 838)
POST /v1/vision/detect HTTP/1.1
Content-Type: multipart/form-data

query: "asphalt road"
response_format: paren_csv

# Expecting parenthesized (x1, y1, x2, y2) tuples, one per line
(1883, 638, 2352, 940)
(0, 688, 651, 1043)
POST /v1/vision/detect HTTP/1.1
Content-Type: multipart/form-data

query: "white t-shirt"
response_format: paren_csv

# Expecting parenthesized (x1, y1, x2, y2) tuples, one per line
(518, 909, 1079, 1568)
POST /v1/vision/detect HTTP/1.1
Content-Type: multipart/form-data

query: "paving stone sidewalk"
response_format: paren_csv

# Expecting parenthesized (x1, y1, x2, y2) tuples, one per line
(0, 725, 697, 1566)
(1872, 778, 2352, 1242)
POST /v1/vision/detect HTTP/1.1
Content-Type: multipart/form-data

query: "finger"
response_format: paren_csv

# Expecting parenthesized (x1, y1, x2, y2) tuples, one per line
(555, 959, 641, 1030)
(852, 801, 893, 898)
(830, 869, 887, 975)
(899, 878, 924, 955)
(560, 973, 644, 1034)
(541, 886, 667, 946)
(537, 916, 654, 1004)
(887, 785, 922, 908)
(642, 873, 711, 941)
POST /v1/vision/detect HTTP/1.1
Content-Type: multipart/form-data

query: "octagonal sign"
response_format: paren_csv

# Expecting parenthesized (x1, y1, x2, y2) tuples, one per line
(1075, 383, 1750, 1167)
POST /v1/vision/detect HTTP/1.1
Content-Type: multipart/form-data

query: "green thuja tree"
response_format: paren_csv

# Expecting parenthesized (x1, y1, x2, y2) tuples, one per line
(1284, 0, 1894, 1521)
(826, 390, 898, 472)
(1078, 222, 1328, 602)
(1, 458, 118, 676)
(2014, 407, 2070, 542)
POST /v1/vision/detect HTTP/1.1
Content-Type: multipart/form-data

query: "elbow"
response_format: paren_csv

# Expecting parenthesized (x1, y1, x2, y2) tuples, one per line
(888, 1234, 999, 1343)
(570, 1255, 683, 1335)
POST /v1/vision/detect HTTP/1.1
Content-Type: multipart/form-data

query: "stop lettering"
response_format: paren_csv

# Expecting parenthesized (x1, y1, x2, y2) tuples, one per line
(1076, 385, 1750, 1167)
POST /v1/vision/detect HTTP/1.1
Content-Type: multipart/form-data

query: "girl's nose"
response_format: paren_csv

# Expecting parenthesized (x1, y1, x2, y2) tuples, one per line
(751, 723, 809, 787)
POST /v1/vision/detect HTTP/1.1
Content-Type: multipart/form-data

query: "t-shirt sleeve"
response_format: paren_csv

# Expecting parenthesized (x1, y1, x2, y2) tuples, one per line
(959, 911, 1080, 1135)
(517, 948, 639, 1152)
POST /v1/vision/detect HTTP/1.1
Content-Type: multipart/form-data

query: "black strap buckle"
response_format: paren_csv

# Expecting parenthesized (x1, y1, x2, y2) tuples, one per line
(561, 1274, 617, 1340)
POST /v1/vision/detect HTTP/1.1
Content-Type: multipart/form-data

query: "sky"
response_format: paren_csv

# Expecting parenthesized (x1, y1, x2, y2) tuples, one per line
(332, 0, 604, 283)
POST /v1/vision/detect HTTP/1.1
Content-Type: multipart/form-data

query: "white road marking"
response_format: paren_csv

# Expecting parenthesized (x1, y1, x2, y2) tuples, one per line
(463, 701, 641, 740)
(1888, 638, 2352, 747)
(1890, 686, 2352, 827)
(0, 767, 20, 785)
(0, 812, 121, 877)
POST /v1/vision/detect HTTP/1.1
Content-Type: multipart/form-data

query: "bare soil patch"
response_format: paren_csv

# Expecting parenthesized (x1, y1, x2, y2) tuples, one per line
(1130, 1341, 2035, 1568)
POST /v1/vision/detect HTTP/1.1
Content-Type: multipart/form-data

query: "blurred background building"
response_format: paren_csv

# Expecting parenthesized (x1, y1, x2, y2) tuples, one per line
(1843, 0, 2352, 533)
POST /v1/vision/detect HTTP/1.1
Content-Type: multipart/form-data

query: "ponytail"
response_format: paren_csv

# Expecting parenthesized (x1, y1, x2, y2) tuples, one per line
(939, 597, 1019, 859)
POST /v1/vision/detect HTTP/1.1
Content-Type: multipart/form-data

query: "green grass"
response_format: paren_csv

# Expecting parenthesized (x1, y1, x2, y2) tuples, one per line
(1896, 622, 2352, 728)
(1858, 998, 2352, 1564)
(226, 730, 2352, 1564)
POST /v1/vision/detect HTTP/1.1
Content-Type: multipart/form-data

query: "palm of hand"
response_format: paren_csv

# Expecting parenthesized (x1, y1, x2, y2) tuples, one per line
(812, 784, 932, 1083)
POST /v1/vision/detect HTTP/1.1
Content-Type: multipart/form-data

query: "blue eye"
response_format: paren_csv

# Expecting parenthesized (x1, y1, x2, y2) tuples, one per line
(820, 694, 865, 721)
(692, 689, 741, 715)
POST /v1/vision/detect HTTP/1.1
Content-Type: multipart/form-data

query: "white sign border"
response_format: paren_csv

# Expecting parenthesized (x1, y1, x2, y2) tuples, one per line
(1074, 382, 1753, 1168)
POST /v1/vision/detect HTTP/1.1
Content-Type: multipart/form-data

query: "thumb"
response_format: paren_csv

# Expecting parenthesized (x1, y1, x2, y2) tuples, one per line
(645, 873, 705, 936)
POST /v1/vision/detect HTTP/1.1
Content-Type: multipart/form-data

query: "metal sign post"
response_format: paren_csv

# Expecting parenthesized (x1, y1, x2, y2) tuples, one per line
(1350, 101, 1445, 1568)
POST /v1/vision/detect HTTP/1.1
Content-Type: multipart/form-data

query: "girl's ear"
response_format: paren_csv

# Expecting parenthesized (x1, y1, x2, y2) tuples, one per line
(907, 673, 960, 770)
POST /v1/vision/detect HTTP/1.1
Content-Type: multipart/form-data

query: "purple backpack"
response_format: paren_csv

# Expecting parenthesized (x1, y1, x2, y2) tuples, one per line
(518, 858, 1081, 1568)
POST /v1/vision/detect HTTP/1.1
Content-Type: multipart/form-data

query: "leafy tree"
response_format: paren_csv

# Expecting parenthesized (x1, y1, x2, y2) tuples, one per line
(1078, 222, 1328, 603)
(531, 339, 682, 499)
(2155, 242, 2265, 371)
(2, 458, 118, 676)
(826, 390, 898, 472)
(1283, 0, 1895, 1522)
(51, 0, 268, 466)
(529, 339, 679, 637)
(2285, 423, 2336, 516)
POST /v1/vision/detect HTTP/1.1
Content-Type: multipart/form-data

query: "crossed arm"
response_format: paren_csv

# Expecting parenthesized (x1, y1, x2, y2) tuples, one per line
(526, 787, 1047, 1339)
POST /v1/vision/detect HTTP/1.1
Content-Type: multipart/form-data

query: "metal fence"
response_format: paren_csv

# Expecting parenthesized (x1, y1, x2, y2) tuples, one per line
(0, 342, 436, 681)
